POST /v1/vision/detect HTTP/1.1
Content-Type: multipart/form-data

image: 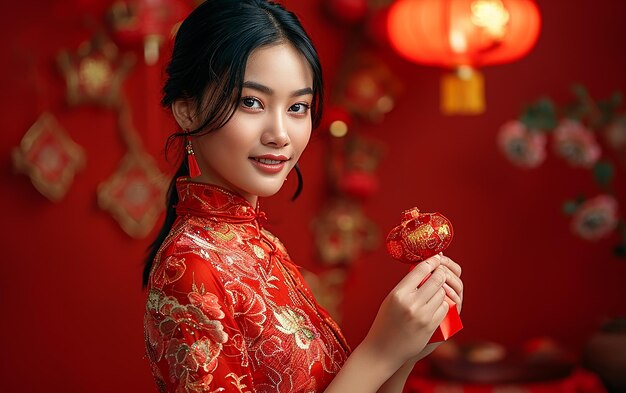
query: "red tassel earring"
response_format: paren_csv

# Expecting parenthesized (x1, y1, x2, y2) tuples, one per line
(186, 137, 202, 177)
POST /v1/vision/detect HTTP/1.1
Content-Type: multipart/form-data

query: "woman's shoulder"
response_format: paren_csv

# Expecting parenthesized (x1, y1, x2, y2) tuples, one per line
(148, 219, 239, 289)
(159, 216, 244, 257)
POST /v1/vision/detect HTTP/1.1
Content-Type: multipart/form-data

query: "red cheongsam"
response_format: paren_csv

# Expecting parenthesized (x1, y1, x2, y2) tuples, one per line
(144, 178, 350, 393)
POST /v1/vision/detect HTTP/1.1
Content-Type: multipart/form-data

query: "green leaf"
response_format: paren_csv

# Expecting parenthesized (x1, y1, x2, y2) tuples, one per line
(593, 161, 614, 187)
(562, 199, 581, 216)
(520, 98, 557, 130)
(595, 92, 623, 127)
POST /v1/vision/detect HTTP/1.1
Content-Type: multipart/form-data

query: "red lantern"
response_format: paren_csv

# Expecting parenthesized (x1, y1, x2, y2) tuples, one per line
(387, 0, 541, 114)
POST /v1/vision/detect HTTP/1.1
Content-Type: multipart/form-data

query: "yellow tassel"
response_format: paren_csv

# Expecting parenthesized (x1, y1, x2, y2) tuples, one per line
(440, 66, 485, 115)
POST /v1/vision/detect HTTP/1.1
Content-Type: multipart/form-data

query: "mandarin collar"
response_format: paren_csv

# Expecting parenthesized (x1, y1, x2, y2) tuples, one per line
(175, 177, 264, 223)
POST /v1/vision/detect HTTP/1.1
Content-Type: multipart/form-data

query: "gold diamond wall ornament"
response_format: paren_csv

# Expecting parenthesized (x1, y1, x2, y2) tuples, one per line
(98, 151, 168, 238)
(12, 113, 86, 202)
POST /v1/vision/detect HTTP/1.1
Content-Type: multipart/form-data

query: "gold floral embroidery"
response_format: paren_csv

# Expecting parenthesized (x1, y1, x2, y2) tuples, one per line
(146, 289, 228, 356)
(251, 243, 265, 259)
(166, 337, 221, 378)
(226, 372, 251, 393)
(208, 222, 235, 242)
(274, 306, 319, 349)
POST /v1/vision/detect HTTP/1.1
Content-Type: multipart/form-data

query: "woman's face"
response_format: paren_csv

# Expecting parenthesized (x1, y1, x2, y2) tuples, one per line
(193, 43, 314, 205)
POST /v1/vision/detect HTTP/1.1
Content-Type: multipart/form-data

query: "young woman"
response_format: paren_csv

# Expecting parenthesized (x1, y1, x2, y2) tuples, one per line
(143, 1, 464, 392)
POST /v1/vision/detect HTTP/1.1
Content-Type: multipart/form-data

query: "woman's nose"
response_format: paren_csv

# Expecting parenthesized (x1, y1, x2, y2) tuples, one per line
(261, 112, 290, 147)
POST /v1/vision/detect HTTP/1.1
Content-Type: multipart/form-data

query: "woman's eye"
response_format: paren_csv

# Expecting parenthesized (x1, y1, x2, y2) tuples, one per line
(289, 103, 310, 114)
(242, 97, 262, 109)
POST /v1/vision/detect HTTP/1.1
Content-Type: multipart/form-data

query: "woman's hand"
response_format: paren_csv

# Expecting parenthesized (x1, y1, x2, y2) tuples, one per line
(409, 253, 464, 363)
(360, 255, 450, 370)
(324, 254, 464, 393)
(440, 253, 463, 314)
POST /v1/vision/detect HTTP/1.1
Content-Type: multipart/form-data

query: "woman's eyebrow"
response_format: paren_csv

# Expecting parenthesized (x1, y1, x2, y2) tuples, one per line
(243, 81, 313, 97)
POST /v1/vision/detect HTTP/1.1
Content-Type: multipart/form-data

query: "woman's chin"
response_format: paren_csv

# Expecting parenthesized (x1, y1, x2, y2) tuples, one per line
(254, 184, 285, 198)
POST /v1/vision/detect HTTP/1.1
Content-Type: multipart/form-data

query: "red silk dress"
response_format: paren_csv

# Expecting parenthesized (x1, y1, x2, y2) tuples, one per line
(144, 178, 350, 393)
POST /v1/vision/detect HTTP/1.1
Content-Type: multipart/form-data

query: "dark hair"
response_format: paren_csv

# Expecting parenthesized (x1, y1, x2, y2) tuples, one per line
(142, 0, 323, 287)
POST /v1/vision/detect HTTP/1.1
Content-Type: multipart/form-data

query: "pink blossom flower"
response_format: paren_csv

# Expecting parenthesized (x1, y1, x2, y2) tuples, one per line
(571, 195, 619, 241)
(553, 120, 601, 168)
(497, 120, 547, 168)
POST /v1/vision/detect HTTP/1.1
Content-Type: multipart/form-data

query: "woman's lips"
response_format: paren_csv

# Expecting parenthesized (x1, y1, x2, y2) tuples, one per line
(249, 155, 289, 174)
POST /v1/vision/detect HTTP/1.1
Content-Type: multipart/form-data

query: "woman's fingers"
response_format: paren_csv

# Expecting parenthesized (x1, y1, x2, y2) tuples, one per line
(442, 266, 463, 297)
(416, 266, 447, 302)
(426, 286, 446, 308)
(393, 256, 442, 293)
(431, 296, 450, 326)
(439, 263, 463, 313)
(419, 285, 450, 329)
(439, 253, 461, 277)
(443, 283, 462, 313)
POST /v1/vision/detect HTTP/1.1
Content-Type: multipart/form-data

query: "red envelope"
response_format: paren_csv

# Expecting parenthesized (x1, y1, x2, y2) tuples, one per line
(429, 296, 463, 343)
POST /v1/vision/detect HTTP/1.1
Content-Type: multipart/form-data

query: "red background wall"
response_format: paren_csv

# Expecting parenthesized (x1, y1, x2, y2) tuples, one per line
(1, 1, 625, 392)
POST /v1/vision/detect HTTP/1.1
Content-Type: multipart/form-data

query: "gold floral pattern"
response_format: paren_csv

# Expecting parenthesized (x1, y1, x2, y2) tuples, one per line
(145, 179, 349, 392)
(274, 307, 319, 350)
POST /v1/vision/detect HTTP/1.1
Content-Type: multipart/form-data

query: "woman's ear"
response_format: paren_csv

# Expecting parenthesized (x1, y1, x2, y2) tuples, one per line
(171, 99, 198, 131)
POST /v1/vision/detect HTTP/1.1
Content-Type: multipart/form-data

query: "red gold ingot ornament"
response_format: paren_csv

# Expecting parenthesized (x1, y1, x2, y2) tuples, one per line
(386, 208, 454, 263)
(386, 207, 462, 343)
